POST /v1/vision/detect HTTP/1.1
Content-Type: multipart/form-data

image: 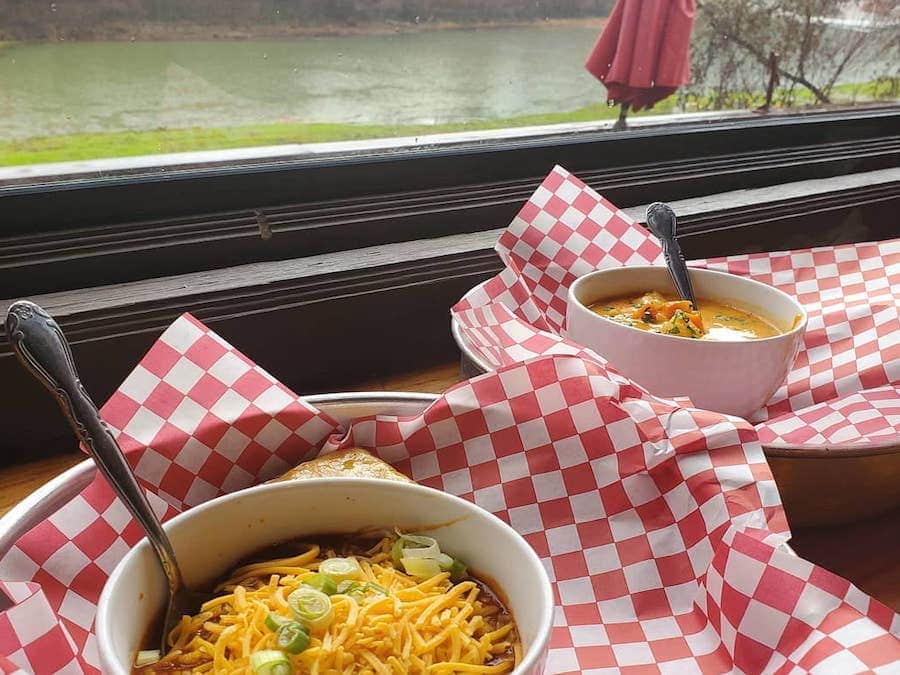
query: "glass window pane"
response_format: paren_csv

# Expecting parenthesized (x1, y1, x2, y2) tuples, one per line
(1, 1, 897, 170)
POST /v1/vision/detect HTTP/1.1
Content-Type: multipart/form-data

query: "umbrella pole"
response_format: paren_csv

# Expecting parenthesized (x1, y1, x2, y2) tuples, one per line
(757, 51, 780, 113)
(613, 102, 631, 131)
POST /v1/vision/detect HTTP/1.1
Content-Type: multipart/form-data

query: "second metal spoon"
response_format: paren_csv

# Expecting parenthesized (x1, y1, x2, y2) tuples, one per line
(5, 301, 207, 654)
(645, 202, 697, 309)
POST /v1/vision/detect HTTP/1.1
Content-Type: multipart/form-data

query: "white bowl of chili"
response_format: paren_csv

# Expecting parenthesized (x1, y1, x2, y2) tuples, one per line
(97, 478, 553, 675)
(566, 265, 807, 419)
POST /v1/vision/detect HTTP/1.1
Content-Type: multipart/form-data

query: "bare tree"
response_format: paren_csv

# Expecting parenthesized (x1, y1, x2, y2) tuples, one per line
(690, 0, 898, 108)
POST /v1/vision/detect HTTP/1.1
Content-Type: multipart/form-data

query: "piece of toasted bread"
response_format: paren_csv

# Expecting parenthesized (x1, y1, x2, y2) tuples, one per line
(271, 447, 412, 483)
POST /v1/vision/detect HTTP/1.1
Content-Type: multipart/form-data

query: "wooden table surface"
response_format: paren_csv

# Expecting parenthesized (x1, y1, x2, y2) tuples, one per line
(1, 361, 897, 612)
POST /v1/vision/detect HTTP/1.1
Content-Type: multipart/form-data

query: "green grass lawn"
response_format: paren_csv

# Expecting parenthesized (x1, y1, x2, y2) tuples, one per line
(0, 103, 670, 167)
(1, 79, 896, 167)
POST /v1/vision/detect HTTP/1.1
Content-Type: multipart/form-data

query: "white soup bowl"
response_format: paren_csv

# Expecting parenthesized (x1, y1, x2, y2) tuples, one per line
(96, 478, 553, 675)
(565, 265, 806, 418)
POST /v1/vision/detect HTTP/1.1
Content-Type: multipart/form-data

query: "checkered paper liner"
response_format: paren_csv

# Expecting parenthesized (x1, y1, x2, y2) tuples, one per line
(452, 165, 900, 446)
(1, 316, 898, 673)
(757, 384, 900, 450)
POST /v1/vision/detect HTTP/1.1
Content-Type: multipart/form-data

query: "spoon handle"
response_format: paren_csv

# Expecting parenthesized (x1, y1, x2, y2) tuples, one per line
(5, 301, 183, 593)
(645, 202, 698, 309)
(661, 237, 697, 309)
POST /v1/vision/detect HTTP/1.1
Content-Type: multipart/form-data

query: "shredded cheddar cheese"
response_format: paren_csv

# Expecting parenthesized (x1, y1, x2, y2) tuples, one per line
(141, 536, 519, 674)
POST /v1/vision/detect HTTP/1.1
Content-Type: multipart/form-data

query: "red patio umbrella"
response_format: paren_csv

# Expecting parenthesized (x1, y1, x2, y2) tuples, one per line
(585, 0, 696, 127)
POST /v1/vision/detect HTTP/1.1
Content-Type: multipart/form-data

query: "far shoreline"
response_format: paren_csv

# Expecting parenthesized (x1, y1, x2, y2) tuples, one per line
(0, 16, 608, 43)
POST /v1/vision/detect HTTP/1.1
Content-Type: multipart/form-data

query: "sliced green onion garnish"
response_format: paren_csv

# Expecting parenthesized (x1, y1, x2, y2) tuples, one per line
(134, 650, 161, 667)
(250, 650, 292, 675)
(302, 572, 338, 595)
(264, 612, 291, 632)
(392, 532, 464, 580)
(366, 581, 389, 595)
(396, 534, 440, 560)
(391, 537, 404, 566)
(336, 579, 389, 599)
(319, 557, 362, 581)
(435, 552, 468, 580)
(436, 553, 454, 570)
(336, 579, 362, 595)
(448, 558, 468, 582)
(401, 557, 442, 579)
(288, 586, 334, 632)
(277, 621, 310, 654)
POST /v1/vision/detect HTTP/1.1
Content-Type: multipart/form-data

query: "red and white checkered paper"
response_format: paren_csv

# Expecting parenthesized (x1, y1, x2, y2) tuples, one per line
(1, 315, 898, 673)
(452, 165, 900, 447)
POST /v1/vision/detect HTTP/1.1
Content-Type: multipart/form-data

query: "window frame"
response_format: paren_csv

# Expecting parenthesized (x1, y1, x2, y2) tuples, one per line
(0, 106, 897, 298)
(3, 106, 897, 214)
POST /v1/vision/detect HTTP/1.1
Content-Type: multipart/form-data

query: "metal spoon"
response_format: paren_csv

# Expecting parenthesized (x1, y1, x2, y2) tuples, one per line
(5, 301, 206, 654)
(645, 202, 698, 309)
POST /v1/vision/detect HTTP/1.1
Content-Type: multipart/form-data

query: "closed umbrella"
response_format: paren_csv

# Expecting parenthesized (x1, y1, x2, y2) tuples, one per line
(585, 0, 696, 129)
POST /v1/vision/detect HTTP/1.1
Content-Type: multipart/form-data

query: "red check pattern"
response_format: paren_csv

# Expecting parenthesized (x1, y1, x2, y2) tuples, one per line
(98, 314, 337, 511)
(452, 166, 900, 444)
(453, 301, 605, 370)
(0, 317, 897, 673)
(757, 385, 900, 449)
(0, 481, 178, 674)
(0, 653, 31, 675)
(319, 355, 899, 673)
(695, 241, 900, 425)
(455, 165, 663, 334)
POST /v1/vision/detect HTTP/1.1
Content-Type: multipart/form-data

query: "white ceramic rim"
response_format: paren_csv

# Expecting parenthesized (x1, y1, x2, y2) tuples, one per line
(568, 265, 809, 344)
(451, 310, 495, 375)
(96, 477, 555, 675)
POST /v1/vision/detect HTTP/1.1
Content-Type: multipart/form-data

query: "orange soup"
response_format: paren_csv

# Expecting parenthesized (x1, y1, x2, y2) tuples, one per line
(588, 291, 780, 340)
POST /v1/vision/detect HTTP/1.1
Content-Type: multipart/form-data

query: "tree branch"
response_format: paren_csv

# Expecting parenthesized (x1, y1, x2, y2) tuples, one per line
(825, 31, 870, 95)
(701, 7, 832, 104)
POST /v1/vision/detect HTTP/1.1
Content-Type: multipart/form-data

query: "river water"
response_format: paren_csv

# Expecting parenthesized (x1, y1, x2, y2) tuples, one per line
(1, 21, 891, 143)
(0, 26, 607, 141)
